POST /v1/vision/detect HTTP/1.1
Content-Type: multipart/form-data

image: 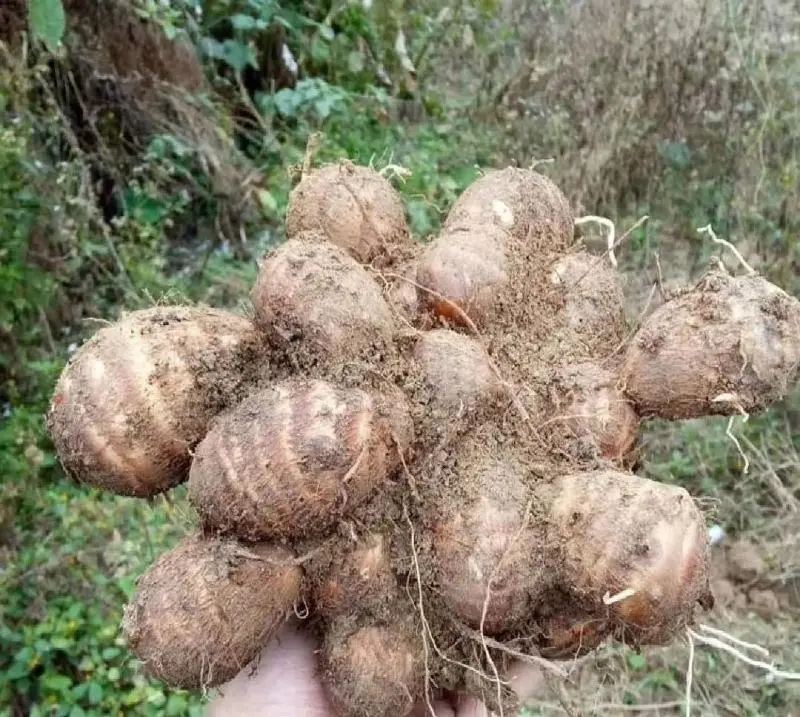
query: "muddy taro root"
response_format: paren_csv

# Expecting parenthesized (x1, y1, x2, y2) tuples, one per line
(48, 157, 800, 717)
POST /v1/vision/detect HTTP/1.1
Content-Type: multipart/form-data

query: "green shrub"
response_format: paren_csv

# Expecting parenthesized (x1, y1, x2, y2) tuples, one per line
(0, 60, 206, 716)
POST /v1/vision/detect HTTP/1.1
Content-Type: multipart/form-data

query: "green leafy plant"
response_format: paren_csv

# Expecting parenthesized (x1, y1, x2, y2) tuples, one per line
(266, 77, 348, 119)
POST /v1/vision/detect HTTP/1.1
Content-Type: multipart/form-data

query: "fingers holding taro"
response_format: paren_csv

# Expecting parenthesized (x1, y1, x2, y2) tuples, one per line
(46, 159, 800, 717)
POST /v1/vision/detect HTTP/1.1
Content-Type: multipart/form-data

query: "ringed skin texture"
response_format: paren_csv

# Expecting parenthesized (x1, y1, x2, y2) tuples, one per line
(47, 306, 261, 497)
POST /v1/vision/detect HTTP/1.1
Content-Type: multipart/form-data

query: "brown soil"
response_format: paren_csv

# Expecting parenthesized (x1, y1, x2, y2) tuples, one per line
(2, 0, 205, 91)
(0, 0, 27, 49)
(63, 0, 205, 91)
(709, 538, 798, 618)
(726, 539, 766, 583)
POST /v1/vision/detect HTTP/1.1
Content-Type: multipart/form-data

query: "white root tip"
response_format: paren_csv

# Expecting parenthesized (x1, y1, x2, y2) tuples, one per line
(575, 215, 618, 268)
(698, 624, 770, 657)
(697, 224, 756, 275)
(710, 393, 751, 474)
(603, 587, 636, 605)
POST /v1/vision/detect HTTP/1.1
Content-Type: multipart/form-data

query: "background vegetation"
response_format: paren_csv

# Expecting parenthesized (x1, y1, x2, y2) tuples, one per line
(1, 0, 798, 714)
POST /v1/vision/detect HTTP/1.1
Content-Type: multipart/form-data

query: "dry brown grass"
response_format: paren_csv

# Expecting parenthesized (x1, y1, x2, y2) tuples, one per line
(519, 608, 800, 715)
(434, 0, 796, 279)
(495, 0, 797, 211)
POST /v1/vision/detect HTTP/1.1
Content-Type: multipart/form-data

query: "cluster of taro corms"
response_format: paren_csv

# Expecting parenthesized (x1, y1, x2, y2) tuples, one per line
(48, 160, 800, 717)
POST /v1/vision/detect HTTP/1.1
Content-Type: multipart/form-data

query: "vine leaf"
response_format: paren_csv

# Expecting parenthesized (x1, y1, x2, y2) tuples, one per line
(27, 0, 66, 53)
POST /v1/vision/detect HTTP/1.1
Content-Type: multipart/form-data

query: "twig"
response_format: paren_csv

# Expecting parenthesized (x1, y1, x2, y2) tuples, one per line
(367, 270, 421, 334)
(685, 631, 695, 717)
(404, 504, 436, 717)
(737, 434, 800, 512)
(38, 308, 57, 354)
(616, 215, 650, 251)
(562, 215, 649, 294)
(235, 544, 323, 567)
(81, 317, 113, 327)
(383, 272, 480, 333)
(687, 628, 800, 680)
(697, 224, 755, 275)
(301, 132, 323, 178)
(653, 251, 666, 303)
(590, 702, 685, 713)
(604, 282, 658, 362)
(477, 499, 535, 716)
(338, 444, 368, 510)
(403, 505, 498, 686)
(479, 581, 505, 717)
(37, 70, 140, 299)
(530, 157, 555, 170)
(459, 628, 568, 678)
(393, 434, 420, 501)
(574, 215, 617, 267)
(340, 176, 386, 253)
(712, 394, 751, 474)
(341, 445, 367, 485)
(697, 624, 770, 657)
(235, 72, 270, 135)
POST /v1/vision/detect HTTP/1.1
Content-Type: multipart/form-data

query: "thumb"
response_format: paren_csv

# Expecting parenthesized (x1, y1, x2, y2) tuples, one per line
(207, 620, 335, 717)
